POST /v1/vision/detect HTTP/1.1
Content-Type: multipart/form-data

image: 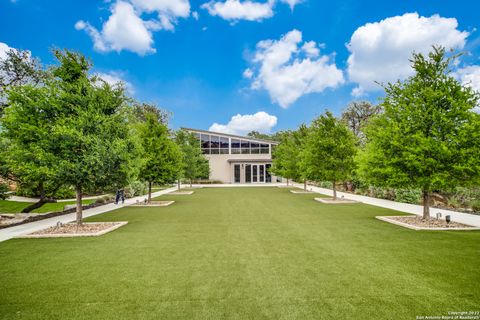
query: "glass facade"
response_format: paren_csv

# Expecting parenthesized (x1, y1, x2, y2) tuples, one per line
(196, 132, 273, 155)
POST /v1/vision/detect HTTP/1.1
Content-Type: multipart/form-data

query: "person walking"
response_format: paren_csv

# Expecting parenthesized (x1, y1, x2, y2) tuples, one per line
(115, 188, 125, 205)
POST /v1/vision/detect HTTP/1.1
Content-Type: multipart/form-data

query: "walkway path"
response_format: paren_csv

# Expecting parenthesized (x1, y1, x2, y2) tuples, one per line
(7, 194, 114, 203)
(289, 182, 480, 228)
(0, 186, 178, 242)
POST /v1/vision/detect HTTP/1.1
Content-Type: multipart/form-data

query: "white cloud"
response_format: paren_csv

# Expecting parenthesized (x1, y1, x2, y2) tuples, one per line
(95, 71, 135, 94)
(243, 68, 253, 78)
(192, 11, 199, 20)
(457, 65, 480, 93)
(0, 42, 14, 60)
(76, 0, 190, 55)
(209, 111, 277, 135)
(202, 0, 274, 22)
(347, 12, 469, 95)
(247, 29, 344, 108)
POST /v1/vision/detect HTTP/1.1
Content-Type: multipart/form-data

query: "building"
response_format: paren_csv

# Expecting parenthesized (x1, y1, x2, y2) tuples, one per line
(183, 128, 281, 184)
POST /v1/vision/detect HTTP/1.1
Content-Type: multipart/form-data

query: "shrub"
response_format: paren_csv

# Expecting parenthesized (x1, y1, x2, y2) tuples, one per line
(394, 189, 421, 204)
(95, 198, 106, 205)
(0, 182, 8, 200)
(468, 199, 480, 212)
(124, 181, 148, 198)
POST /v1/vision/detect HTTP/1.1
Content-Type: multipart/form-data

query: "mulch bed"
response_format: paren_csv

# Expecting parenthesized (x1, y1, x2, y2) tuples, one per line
(167, 191, 194, 195)
(18, 222, 128, 238)
(290, 190, 314, 194)
(129, 200, 174, 207)
(315, 197, 359, 204)
(376, 215, 479, 230)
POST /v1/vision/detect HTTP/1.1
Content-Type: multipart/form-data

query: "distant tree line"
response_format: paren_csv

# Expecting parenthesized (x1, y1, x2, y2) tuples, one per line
(271, 46, 480, 219)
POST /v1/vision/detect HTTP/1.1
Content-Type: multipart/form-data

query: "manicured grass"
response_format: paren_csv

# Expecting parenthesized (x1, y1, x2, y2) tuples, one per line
(0, 199, 95, 214)
(0, 187, 479, 319)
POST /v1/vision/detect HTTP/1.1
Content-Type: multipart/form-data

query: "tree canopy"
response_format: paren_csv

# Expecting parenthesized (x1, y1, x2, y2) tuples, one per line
(176, 130, 209, 187)
(301, 111, 357, 199)
(357, 46, 480, 218)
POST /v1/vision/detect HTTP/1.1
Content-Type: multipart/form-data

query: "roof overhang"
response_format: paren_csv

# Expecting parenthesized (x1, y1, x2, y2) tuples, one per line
(181, 127, 279, 145)
(227, 159, 273, 163)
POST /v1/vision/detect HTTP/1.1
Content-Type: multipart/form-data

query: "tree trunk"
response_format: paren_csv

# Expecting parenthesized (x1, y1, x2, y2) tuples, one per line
(177, 179, 181, 190)
(332, 181, 337, 200)
(304, 179, 307, 191)
(190, 179, 192, 188)
(75, 186, 82, 226)
(422, 190, 430, 220)
(21, 181, 53, 213)
(148, 181, 152, 203)
(287, 178, 289, 186)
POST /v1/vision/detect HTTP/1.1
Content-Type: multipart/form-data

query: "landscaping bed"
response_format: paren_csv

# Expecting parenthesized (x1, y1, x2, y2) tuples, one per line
(290, 190, 314, 194)
(129, 200, 174, 207)
(314, 197, 359, 204)
(167, 191, 194, 195)
(18, 222, 128, 238)
(376, 215, 480, 230)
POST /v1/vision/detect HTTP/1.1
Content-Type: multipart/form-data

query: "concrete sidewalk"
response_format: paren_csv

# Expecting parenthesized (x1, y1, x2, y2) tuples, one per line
(0, 186, 179, 242)
(290, 182, 480, 228)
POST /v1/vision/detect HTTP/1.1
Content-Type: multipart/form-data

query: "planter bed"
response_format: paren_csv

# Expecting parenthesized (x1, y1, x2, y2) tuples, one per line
(167, 191, 194, 195)
(376, 215, 480, 231)
(129, 200, 174, 207)
(17, 221, 128, 238)
(314, 197, 359, 204)
(290, 190, 315, 194)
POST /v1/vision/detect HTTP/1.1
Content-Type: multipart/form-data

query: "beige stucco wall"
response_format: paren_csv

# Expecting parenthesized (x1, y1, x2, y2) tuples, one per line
(206, 153, 274, 183)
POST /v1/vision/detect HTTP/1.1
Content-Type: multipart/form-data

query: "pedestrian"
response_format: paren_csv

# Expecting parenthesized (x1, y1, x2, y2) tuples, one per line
(116, 188, 125, 205)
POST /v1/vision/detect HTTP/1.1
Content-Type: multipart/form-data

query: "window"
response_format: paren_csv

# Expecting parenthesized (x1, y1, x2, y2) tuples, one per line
(245, 165, 251, 183)
(260, 144, 269, 154)
(259, 165, 264, 182)
(265, 164, 272, 183)
(234, 164, 240, 183)
(220, 137, 229, 148)
(241, 140, 250, 154)
(231, 139, 240, 154)
(210, 135, 220, 149)
(251, 142, 260, 154)
(252, 165, 258, 182)
(201, 134, 210, 149)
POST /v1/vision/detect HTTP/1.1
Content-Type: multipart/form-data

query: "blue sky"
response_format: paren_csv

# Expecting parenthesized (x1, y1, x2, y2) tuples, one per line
(1, 0, 480, 135)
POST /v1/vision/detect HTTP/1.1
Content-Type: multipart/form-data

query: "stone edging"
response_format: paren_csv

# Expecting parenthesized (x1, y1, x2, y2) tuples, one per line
(290, 190, 314, 194)
(167, 191, 194, 195)
(17, 221, 129, 238)
(375, 216, 480, 231)
(129, 201, 175, 207)
(314, 197, 360, 204)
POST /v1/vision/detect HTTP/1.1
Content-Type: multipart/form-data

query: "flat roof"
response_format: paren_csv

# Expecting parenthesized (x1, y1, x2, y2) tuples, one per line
(181, 127, 279, 145)
(227, 159, 273, 163)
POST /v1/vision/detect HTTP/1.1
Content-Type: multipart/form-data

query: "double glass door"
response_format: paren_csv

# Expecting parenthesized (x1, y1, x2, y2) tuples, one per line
(244, 164, 271, 183)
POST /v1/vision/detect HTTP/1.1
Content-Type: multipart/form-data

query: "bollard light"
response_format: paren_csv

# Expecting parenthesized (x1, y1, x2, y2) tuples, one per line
(445, 215, 451, 224)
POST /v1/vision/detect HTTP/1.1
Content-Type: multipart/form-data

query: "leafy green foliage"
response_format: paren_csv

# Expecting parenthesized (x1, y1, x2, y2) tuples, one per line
(341, 101, 382, 144)
(301, 111, 357, 198)
(176, 130, 209, 185)
(357, 46, 480, 217)
(0, 182, 8, 200)
(271, 125, 308, 184)
(138, 111, 181, 201)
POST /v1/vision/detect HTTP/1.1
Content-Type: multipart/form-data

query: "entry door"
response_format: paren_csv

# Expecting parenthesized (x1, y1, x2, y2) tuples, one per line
(234, 164, 241, 183)
(252, 165, 258, 182)
(245, 164, 251, 183)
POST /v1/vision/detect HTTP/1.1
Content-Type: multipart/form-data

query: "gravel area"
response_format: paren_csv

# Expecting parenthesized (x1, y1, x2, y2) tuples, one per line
(130, 201, 174, 207)
(168, 191, 194, 195)
(387, 216, 472, 228)
(20, 222, 128, 238)
(315, 197, 359, 204)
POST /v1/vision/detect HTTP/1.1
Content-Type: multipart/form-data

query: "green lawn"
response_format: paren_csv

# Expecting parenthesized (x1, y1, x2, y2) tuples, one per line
(0, 199, 95, 214)
(0, 187, 479, 319)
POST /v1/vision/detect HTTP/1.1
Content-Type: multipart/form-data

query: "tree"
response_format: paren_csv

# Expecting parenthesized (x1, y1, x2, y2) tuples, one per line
(0, 48, 46, 116)
(139, 112, 181, 202)
(271, 125, 309, 188)
(358, 46, 480, 219)
(301, 111, 357, 199)
(1, 82, 62, 212)
(176, 130, 209, 188)
(341, 101, 382, 144)
(51, 49, 134, 225)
